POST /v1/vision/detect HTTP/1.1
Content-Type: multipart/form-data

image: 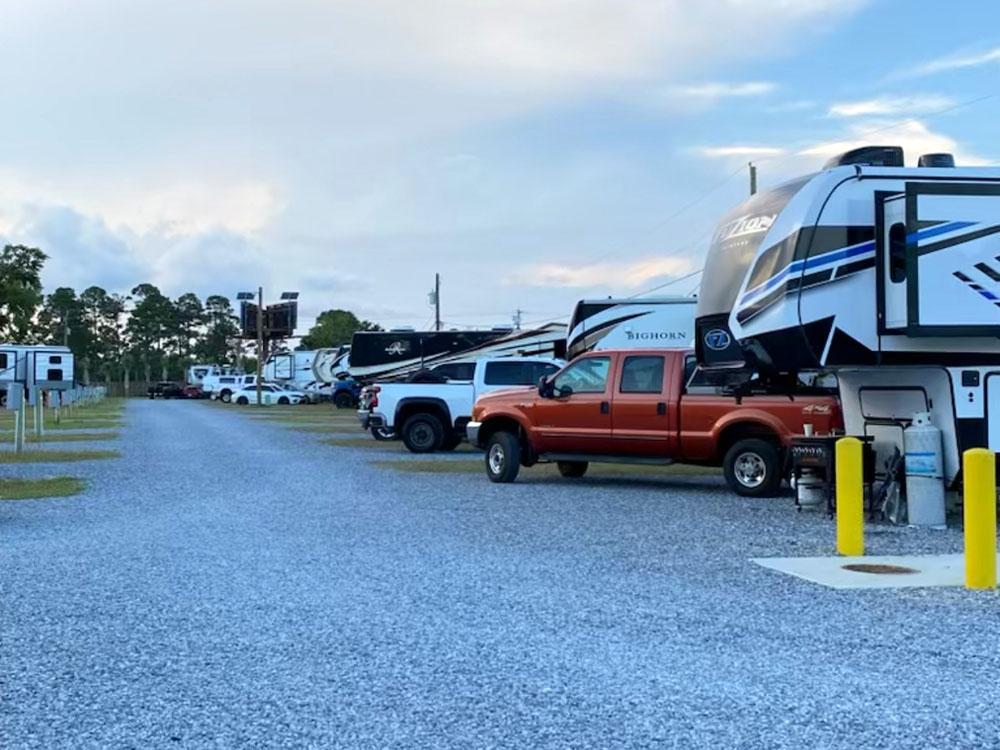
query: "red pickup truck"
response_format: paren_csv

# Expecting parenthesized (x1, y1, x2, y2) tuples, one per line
(466, 349, 841, 496)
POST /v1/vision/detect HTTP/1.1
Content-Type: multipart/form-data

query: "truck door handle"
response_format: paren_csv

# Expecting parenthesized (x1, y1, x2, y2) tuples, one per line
(657, 402, 666, 416)
(600, 401, 609, 414)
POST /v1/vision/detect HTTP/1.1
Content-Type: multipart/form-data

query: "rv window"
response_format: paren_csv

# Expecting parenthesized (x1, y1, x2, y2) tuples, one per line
(889, 222, 907, 283)
(50, 356, 62, 364)
(47, 369, 63, 381)
(0, 353, 7, 370)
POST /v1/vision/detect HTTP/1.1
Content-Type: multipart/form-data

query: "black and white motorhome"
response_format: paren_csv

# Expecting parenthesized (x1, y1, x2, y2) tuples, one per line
(0, 344, 75, 398)
(349, 324, 567, 382)
(696, 146, 1000, 484)
(566, 296, 696, 359)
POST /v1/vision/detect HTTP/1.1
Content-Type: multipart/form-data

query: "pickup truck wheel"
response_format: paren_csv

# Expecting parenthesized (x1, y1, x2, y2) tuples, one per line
(440, 434, 462, 451)
(724, 439, 782, 497)
(485, 431, 521, 483)
(556, 461, 589, 478)
(220, 390, 232, 403)
(236, 396, 249, 405)
(334, 391, 356, 409)
(401, 413, 444, 453)
(370, 426, 394, 441)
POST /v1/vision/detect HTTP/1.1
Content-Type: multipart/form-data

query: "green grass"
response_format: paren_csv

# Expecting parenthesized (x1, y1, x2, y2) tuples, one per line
(0, 449, 120, 464)
(322, 437, 395, 449)
(24, 432, 120, 443)
(286, 424, 365, 434)
(371, 458, 721, 477)
(0, 476, 86, 500)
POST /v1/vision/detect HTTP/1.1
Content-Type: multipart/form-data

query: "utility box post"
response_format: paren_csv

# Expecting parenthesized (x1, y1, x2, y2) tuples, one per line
(256, 286, 264, 407)
(964, 448, 997, 590)
(835, 437, 864, 556)
(8, 388, 24, 454)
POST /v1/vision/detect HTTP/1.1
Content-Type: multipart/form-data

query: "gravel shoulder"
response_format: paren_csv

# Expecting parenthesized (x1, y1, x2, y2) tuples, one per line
(1, 399, 995, 749)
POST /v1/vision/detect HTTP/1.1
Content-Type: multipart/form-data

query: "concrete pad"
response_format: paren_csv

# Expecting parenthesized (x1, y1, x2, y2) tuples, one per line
(752, 553, 1000, 590)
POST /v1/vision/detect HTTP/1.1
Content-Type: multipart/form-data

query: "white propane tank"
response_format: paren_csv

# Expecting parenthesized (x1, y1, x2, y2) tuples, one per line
(904, 411, 946, 528)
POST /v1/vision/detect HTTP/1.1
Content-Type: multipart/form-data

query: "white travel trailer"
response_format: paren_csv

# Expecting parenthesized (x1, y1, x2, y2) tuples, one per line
(566, 297, 697, 359)
(264, 350, 318, 388)
(0, 344, 75, 396)
(695, 146, 1000, 484)
(312, 346, 352, 384)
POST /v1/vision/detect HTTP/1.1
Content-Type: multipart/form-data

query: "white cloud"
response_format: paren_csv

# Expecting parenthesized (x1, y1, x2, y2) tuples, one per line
(898, 46, 1000, 78)
(507, 256, 696, 289)
(699, 146, 786, 158)
(799, 119, 992, 167)
(828, 95, 955, 118)
(666, 81, 777, 102)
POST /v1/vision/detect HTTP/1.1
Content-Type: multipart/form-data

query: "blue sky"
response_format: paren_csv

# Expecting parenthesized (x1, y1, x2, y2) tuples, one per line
(0, 0, 997, 331)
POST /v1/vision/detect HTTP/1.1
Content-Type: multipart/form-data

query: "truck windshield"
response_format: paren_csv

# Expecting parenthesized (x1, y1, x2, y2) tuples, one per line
(696, 175, 811, 319)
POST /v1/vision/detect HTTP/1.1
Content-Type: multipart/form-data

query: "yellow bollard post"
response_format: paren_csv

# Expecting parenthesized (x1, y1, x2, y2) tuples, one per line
(836, 437, 864, 556)
(964, 448, 996, 590)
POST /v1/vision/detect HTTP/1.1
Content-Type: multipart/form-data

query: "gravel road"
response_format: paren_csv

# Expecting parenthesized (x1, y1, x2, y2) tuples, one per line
(2, 399, 998, 749)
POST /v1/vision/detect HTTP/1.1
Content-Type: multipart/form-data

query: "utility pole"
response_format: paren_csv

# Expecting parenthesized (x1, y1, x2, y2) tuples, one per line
(749, 162, 758, 196)
(256, 286, 264, 407)
(513, 309, 523, 330)
(434, 273, 441, 332)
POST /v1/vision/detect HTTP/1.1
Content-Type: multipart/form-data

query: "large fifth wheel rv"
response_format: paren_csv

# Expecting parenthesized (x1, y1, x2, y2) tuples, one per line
(566, 296, 696, 359)
(695, 146, 1000, 485)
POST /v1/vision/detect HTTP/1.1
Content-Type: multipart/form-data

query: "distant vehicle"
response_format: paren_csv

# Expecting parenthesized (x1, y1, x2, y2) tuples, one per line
(358, 356, 563, 453)
(148, 381, 184, 399)
(182, 384, 206, 399)
(201, 366, 245, 402)
(466, 349, 841, 496)
(231, 382, 307, 406)
(566, 297, 696, 359)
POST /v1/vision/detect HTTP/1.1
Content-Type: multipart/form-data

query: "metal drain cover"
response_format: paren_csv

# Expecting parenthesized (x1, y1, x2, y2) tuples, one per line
(842, 563, 919, 575)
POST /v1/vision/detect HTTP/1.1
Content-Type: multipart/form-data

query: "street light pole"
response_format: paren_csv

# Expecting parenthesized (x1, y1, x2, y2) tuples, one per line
(256, 286, 264, 407)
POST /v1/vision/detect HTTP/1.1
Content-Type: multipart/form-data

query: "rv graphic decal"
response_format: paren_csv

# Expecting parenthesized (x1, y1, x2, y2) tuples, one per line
(713, 213, 776, 243)
(625, 330, 688, 342)
(385, 341, 409, 356)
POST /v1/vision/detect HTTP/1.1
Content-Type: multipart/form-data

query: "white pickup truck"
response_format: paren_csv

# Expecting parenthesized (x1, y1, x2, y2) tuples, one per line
(357, 357, 563, 453)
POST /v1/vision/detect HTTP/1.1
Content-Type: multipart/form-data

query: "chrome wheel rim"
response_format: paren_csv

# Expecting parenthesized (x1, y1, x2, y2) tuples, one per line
(488, 444, 505, 474)
(734, 452, 766, 488)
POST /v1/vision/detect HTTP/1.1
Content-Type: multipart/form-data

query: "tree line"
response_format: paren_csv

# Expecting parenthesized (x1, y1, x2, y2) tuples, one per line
(0, 244, 382, 386)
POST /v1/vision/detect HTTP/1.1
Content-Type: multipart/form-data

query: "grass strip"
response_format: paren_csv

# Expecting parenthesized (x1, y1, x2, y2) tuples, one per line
(25, 432, 120, 443)
(371, 458, 721, 476)
(0, 449, 120, 464)
(0, 476, 86, 500)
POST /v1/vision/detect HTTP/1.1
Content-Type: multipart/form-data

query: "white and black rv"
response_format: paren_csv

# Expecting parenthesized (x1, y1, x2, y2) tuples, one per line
(696, 146, 1000, 484)
(566, 296, 696, 359)
(263, 350, 318, 388)
(349, 324, 567, 382)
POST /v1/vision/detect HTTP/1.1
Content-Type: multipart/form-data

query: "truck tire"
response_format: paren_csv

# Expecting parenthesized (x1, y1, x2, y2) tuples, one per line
(557, 461, 588, 478)
(724, 438, 783, 497)
(334, 391, 356, 409)
(278, 396, 290, 405)
(440, 434, 462, 451)
(370, 425, 394, 441)
(220, 389, 232, 403)
(236, 396, 249, 405)
(401, 413, 444, 453)
(485, 431, 521, 483)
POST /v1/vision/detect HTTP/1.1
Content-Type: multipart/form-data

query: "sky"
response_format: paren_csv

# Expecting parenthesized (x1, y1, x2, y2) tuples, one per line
(1, 0, 998, 332)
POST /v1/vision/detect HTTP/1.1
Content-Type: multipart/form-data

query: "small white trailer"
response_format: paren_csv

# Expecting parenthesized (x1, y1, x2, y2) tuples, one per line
(696, 146, 1000, 484)
(0, 344, 74, 397)
(264, 350, 318, 389)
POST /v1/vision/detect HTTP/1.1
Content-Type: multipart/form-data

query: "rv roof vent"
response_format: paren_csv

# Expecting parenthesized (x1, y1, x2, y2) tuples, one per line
(917, 153, 955, 168)
(823, 145, 904, 170)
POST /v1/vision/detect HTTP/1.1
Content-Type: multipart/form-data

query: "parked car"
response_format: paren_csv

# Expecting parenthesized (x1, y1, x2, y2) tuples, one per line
(231, 382, 307, 406)
(181, 384, 206, 399)
(358, 357, 563, 453)
(466, 349, 842, 497)
(148, 381, 184, 399)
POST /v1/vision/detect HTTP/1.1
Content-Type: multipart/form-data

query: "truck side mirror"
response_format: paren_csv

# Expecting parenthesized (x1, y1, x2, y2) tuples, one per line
(538, 375, 552, 398)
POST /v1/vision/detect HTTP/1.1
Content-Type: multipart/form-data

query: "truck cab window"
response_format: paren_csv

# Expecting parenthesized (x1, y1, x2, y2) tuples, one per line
(620, 356, 665, 393)
(889, 222, 906, 283)
(553, 357, 610, 394)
